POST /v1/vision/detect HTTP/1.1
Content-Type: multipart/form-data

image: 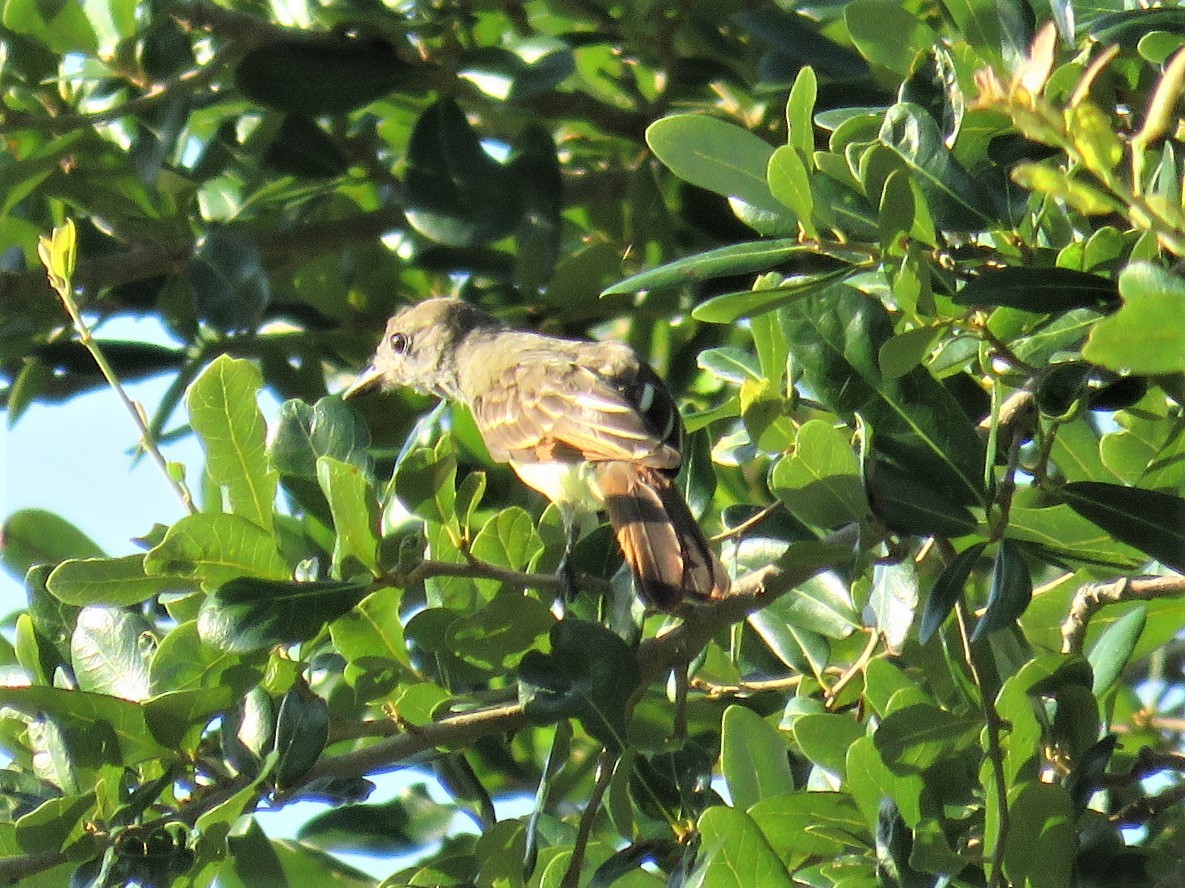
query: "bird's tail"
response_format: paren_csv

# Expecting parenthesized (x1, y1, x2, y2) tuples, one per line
(596, 461, 730, 611)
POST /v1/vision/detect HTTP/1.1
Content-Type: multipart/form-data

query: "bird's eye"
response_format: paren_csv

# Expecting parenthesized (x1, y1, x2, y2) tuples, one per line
(388, 332, 410, 355)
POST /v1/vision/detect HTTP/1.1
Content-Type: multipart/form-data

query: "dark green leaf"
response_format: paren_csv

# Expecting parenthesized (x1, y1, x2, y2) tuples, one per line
(1060, 481, 1185, 572)
(919, 542, 986, 645)
(198, 578, 367, 652)
(264, 115, 348, 179)
(971, 540, 1033, 641)
(188, 230, 271, 334)
(270, 397, 372, 479)
(517, 619, 640, 753)
(879, 103, 996, 230)
(954, 266, 1119, 313)
(782, 285, 985, 506)
(404, 99, 522, 247)
(235, 34, 416, 114)
(1066, 734, 1118, 813)
(274, 685, 329, 791)
(298, 784, 453, 855)
(603, 238, 806, 296)
(1089, 8, 1185, 48)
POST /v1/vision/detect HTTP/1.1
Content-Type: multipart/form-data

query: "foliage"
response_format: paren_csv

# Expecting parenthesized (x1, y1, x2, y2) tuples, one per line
(3, 0, 1185, 886)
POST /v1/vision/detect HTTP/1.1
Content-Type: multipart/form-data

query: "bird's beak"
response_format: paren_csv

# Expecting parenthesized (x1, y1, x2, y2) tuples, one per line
(342, 363, 384, 400)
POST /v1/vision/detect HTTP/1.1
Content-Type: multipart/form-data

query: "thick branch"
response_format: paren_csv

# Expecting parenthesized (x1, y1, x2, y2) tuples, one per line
(1061, 574, 1185, 655)
(305, 702, 530, 782)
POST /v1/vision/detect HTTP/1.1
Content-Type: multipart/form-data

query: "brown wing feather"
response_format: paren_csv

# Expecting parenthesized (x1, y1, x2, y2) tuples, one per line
(470, 350, 681, 470)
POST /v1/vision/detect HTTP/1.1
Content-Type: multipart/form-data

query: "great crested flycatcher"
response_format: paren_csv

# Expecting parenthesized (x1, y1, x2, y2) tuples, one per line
(344, 297, 729, 611)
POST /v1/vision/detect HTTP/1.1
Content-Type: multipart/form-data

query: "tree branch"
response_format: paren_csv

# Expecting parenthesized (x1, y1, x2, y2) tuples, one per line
(1061, 575, 1185, 655)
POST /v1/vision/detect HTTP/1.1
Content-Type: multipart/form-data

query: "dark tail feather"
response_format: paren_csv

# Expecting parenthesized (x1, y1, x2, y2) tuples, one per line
(597, 462, 729, 611)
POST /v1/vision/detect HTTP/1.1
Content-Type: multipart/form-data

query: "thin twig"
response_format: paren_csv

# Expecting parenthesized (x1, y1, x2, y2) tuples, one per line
(955, 600, 1009, 888)
(825, 629, 880, 706)
(39, 223, 197, 515)
(710, 500, 783, 542)
(395, 557, 613, 596)
(561, 749, 616, 888)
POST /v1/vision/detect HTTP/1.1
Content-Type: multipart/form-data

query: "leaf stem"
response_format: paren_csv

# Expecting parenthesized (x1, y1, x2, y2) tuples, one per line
(40, 223, 197, 515)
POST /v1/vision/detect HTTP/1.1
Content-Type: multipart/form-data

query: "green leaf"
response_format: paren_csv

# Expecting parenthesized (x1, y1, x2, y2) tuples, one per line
(697, 347, 762, 385)
(70, 606, 153, 702)
(144, 513, 289, 591)
(690, 807, 794, 888)
(1, 509, 103, 581)
(792, 713, 865, 777)
(954, 266, 1120, 313)
(767, 146, 816, 238)
(846, 0, 942, 76)
(144, 686, 237, 752)
(721, 705, 795, 809)
(2, 0, 97, 54)
(517, 619, 640, 753)
(769, 419, 868, 528)
(1007, 502, 1146, 570)
(0, 687, 167, 767)
(870, 561, 919, 650)
(1002, 782, 1075, 888)
(14, 792, 95, 855)
(786, 66, 817, 160)
(447, 592, 553, 671)
(845, 736, 925, 831)
(187, 355, 277, 532)
(198, 578, 367, 652)
(972, 540, 1033, 641)
(404, 98, 522, 247)
(274, 685, 329, 791)
(1060, 481, 1185, 572)
(781, 284, 985, 506)
(603, 238, 806, 296)
(692, 265, 856, 324)
(469, 507, 544, 599)
(877, 326, 941, 380)
(47, 555, 179, 607)
(873, 703, 979, 773)
(149, 620, 249, 696)
(1083, 262, 1185, 374)
(879, 103, 995, 231)
(395, 440, 458, 525)
(919, 543, 986, 645)
(316, 456, 380, 575)
(646, 114, 786, 217)
(1088, 604, 1147, 697)
(329, 588, 412, 694)
(749, 792, 867, 860)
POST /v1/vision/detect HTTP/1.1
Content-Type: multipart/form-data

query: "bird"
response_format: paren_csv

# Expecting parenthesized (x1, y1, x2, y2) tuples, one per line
(343, 297, 729, 612)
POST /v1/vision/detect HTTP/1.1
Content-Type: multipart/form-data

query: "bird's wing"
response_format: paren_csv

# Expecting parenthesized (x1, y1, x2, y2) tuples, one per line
(469, 347, 682, 470)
